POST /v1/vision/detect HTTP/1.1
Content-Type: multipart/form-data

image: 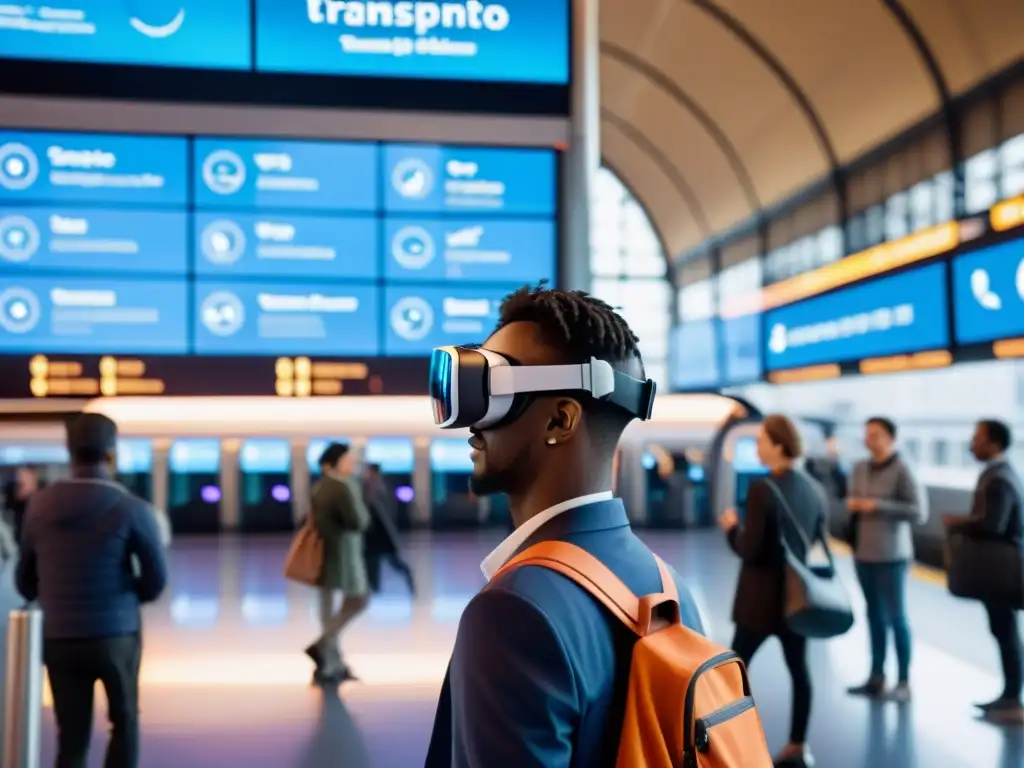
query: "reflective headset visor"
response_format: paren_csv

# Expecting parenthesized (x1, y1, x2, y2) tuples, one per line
(429, 345, 656, 430)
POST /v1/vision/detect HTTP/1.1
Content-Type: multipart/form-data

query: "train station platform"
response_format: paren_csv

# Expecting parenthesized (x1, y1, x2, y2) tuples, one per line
(2, 530, 1021, 767)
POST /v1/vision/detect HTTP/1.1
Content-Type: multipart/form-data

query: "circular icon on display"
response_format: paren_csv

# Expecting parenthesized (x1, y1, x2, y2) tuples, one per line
(391, 157, 433, 201)
(390, 296, 434, 341)
(1016, 256, 1024, 303)
(0, 216, 40, 263)
(0, 287, 41, 334)
(768, 323, 788, 355)
(201, 219, 246, 265)
(201, 150, 246, 196)
(200, 291, 245, 337)
(391, 226, 435, 270)
(0, 143, 40, 191)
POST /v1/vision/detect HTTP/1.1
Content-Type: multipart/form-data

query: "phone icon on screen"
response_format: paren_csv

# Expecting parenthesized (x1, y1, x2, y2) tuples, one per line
(970, 268, 1002, 311)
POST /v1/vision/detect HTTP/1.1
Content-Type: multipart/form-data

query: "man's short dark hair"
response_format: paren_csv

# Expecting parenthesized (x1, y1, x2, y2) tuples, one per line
(866, 417, 897, 439)
(65, 413, 117, 465)
(367, 463, 382, 474)
(979, 420, 1012, 451)
(495, 284, 644, 437)
(318, 442, 349, 469)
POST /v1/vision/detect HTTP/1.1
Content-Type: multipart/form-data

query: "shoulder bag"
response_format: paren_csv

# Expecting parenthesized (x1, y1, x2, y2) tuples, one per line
(283, 513, 324, 587)
(763, 477, 855, 638)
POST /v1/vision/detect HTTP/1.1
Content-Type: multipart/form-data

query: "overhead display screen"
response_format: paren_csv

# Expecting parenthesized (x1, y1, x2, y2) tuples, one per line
(952, 235, 1024, 345)
(255, 1, 569, 84)
(669, 321, 721, 391)
(0, 2, 569, 86)
(764, 263, 949, 371)
(721, 314, 761, 386)
(0, 2, 252, 70)
(0, 128, 558, 397)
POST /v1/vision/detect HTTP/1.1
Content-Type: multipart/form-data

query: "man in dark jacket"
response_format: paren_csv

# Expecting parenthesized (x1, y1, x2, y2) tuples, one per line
(944, 419, 1023, 724)
(16, 413, 168, 768)
(362, 463, 415, 595)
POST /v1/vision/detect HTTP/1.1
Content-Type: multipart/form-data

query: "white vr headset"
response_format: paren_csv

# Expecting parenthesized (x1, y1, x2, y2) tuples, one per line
(429, 345, 656, 430)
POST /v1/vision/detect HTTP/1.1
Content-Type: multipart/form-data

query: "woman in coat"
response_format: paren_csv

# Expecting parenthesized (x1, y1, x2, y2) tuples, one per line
(304, 442, 371, 685)
(717, 414, 828, 768)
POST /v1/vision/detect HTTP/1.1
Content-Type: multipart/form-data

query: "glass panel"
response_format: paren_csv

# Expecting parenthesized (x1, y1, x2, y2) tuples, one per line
(864, 205, 885, 246)
(364, 437, 415, 528)
(884, 192, 910, 241)
(238, 439, 292, 533)
(933, 170, 956, 222)
(429, 438, 481, 528)
(677, 280, 715, 321)
(964, 149, 999, 214)
(592, 278, 624, 309)
(1001, 133, 1024, 199)
(168, 439, 221, 534)
(717, 259, 762, 300)
(117, 439, 152, 501)
(817, 226, 844, 263)
(909, 181, 934, 231)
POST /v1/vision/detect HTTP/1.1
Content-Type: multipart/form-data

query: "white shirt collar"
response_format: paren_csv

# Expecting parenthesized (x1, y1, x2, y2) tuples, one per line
(480, 491, 614, 580)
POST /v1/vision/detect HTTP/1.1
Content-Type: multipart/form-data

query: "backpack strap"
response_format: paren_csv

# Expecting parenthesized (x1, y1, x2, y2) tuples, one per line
(492, 540, 680, 637)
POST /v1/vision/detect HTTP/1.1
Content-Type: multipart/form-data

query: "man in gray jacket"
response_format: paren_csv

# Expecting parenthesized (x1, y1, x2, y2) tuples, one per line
(845, 416, 928, 701)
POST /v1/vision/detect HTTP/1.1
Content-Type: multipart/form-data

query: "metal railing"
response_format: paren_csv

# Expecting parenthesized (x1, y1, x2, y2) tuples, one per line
(2, 606, 43, 768)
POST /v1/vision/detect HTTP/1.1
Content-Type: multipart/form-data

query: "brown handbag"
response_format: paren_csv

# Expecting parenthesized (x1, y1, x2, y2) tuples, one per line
(283, 516, 323, 586)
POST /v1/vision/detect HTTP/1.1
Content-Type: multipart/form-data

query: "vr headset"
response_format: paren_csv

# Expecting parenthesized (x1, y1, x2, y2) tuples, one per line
(430, 345, 657, 430)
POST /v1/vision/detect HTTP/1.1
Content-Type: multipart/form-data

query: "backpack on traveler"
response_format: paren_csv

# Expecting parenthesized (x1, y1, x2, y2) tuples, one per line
(494, 541, 773, 767)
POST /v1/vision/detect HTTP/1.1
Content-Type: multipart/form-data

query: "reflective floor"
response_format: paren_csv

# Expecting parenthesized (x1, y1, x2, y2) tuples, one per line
(2, 529, 1022, 767)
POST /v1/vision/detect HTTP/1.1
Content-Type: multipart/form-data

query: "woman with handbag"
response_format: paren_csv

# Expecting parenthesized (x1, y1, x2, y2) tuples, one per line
(717, 414, 830, 768)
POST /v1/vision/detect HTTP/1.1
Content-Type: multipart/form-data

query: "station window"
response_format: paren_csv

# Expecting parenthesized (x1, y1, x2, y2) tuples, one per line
(964, 149, 1000, 214)
(902, 438, 920, 463)
(930, 439, 949, 467)
(1002, 133, 1024, 199)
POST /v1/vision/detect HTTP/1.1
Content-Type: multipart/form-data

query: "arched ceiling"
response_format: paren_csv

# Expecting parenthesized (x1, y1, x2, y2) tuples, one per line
(600, 0, 1024, 259)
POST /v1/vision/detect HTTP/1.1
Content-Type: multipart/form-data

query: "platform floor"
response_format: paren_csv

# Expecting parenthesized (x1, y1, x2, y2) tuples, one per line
(3, 529, 1022, 767)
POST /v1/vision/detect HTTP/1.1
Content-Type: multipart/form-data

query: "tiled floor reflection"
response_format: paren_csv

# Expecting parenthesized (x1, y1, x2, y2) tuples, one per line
(3, 530, 1020, 767)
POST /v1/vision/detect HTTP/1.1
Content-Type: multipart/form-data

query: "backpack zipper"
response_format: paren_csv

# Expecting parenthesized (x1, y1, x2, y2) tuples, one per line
(693, 696, 755, 753)
(682, 651, 748, 762)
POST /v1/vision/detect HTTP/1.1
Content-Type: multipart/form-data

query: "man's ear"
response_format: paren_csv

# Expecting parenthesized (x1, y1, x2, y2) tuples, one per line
(545, 398, 583, 444)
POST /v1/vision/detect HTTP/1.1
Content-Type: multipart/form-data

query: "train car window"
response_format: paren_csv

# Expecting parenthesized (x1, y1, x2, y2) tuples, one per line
(429, 438, 482, 530)
(644, 448, 690, 529)
(306, 437, 349, 480)
(364, 438, 415, 529)
(117, 439, 153, 502)
(238, 439, 293, 534)
(168, 439, 221, 534)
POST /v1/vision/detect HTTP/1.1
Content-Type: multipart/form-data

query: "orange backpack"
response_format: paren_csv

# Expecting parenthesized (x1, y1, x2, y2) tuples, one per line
(495, 541, 772, 768)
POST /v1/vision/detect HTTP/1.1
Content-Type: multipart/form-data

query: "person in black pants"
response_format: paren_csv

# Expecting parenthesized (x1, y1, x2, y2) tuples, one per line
(944, 419, 1023, 724)
(361, 464, 416, 595)
(16, 413, 168, 768)
(718, 414, 827, 768)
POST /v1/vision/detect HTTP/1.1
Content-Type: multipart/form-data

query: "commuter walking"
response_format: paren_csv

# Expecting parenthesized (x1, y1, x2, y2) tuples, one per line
(305, 442, 372, 685)
(8, 464, 40, 544)
(15, 413, 168, 768)
(846, 417, 927, 701)
(944, 420, 1023, 724)
(718, 414, 826, 768)
(361, 463, 416, 595)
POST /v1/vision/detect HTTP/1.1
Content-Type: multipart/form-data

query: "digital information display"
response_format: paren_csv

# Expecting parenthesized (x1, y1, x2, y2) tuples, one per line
(255, 0, 569, 84)
(669, 321, 721, 391)
(0, 1, 568, 86)
(764, 263, 950, 371)
(952, 235, 1024, 345)
(0, 1, 252, 70)
(0, 128, 558, 397)
(721, 314, 761, 386)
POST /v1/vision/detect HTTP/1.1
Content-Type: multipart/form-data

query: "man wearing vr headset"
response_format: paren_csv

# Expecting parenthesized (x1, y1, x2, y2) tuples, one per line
(424, 285, 704, 768)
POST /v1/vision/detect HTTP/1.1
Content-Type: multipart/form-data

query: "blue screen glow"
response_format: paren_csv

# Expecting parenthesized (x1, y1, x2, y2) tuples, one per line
(169, 439, 221, 474)
(430, 438, 474, 473)
(384, 217, 554, 283)
(255, 0, 569, 85)
(0, 276, 188, 353)
(193, 212, 379, 281)
(364, 437, 415, 474)
(383, 144, 555, 215)
(0, 444, 69, 466)
(239, 439, 292, 473)
(721, 314, 762, 386)
(952, 236, 1024, 345)
(193, 280, 380, 356)
(669, 321, 721, 390)
(193, 138, 378, 212)
(307, 438, 349, 472)
(764, 263, 949, 371)
(0, 207, 188, 275)
(0, 1, 252, 70)
(117, 439, 152, 473)
(383, 283, 512, 355)
(0, 131, 189, 207)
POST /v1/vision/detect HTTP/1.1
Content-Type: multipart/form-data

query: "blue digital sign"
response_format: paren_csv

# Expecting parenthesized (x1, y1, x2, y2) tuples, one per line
(239, 439, 292, 473)
(383, 144, 555, 215)
(193, 138, 378, 212)
(430, 438, 474, 473)
(383, 283, 512, 354)
(722, 314, 762, 385)
(169, 439, 221, 474)
(0, 207, 188, 275)
(0, 276, 188, 353)
(0, 1, 252, 70)
(255, 0, 569, 85)
(193, 212, 378, 281)
(364, 437, 415, 474)
(952, 236, 1024, 345)
(764, 263, 949, 371)
(669, 321, 721, 391)
(384, 217, 554, 283)
(192, 280, 380, 356)
(117, 439, 153, 474)
(0, 131, 189, 207)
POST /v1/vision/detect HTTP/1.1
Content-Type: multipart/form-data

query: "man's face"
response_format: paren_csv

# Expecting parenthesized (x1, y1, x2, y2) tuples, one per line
(14, 467, 37, 497)
(970, 423, 992, 462)
(468, 321, 569, 497)
(864, 422, 892, 456)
